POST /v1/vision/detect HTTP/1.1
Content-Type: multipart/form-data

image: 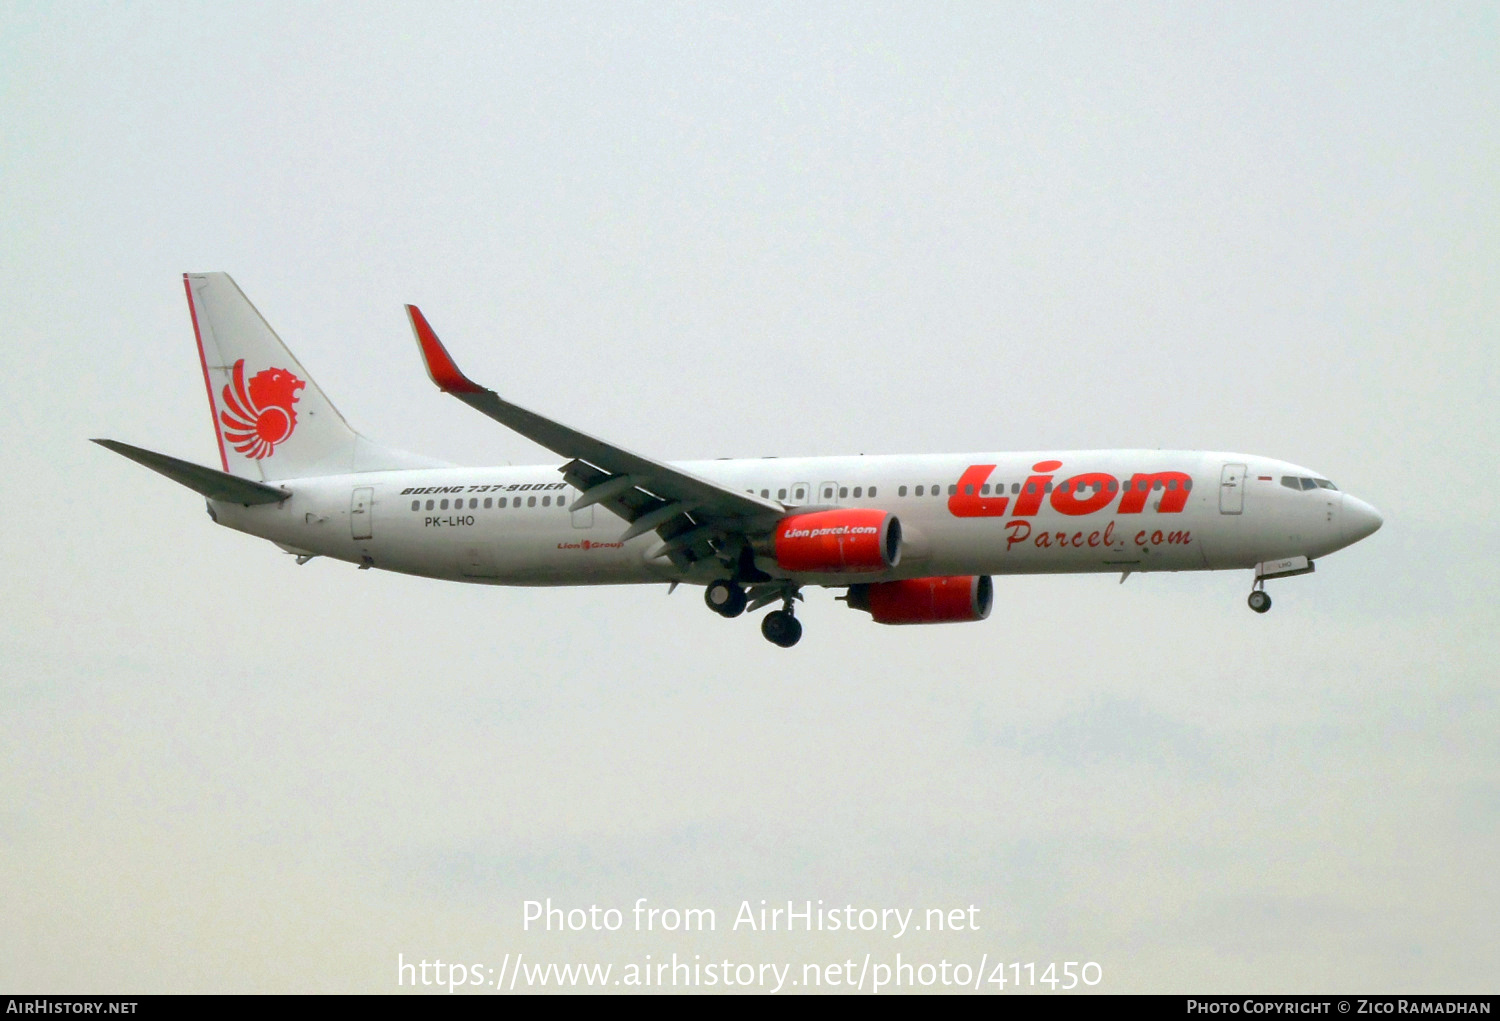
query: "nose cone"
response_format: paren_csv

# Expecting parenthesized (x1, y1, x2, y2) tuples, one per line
(1341, 495, 1383, 545)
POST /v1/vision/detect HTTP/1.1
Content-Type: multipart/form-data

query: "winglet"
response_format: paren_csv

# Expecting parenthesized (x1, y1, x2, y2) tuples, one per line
(406, 305, 485, 394)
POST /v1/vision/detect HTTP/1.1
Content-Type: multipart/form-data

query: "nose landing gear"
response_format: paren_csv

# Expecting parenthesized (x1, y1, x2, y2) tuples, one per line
(1247, 583, 1272, 614)
(1246, 556, 1314, 613)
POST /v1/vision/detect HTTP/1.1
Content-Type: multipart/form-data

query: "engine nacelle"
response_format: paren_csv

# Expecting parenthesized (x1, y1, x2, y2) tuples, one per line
(847, 575, 993, 625)
(770, 509, 901, 574)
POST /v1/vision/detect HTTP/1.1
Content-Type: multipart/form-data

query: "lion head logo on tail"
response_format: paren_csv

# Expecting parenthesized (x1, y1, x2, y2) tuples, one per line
(220, 359, 305, 459)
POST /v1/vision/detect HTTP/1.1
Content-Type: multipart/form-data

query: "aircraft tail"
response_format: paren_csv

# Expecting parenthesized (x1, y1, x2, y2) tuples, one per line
(185, 273, 445, 481)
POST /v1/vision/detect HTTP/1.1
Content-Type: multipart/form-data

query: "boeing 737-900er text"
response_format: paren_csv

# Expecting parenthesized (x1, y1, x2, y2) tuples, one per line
(97, 273, 1383, 647)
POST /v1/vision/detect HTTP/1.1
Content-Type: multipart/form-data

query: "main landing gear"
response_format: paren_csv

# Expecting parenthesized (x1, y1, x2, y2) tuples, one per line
(705, 578, 803, 647)
(704, 579, 748, 618)
(761, 608, 802, 648)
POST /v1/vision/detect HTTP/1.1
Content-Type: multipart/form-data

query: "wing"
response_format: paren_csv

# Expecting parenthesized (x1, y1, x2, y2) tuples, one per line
(406, 306, 786, 568)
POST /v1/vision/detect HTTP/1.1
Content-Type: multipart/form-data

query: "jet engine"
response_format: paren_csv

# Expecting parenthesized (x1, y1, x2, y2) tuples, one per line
(846, 575, 992, 624)
(768, 509, 901, 573)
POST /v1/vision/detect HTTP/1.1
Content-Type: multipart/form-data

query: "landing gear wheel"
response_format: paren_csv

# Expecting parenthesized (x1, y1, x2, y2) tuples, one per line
(705, 580, 747, 618)
(761, 609, 803, 647)
(1248, 590, 1272, 614)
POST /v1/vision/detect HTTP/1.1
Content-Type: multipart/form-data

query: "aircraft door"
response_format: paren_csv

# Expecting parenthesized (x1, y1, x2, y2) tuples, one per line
(788, 483, 810, 506)
(1219, 464, 1246, 515)
(351, 487, 374, 539)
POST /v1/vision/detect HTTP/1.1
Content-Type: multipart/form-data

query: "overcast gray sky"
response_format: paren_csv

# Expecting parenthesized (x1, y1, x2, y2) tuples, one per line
(2, 1, 1496, 993)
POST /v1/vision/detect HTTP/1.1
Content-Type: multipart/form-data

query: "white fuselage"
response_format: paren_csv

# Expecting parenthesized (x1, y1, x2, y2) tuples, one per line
(210, 449, 1377, 588)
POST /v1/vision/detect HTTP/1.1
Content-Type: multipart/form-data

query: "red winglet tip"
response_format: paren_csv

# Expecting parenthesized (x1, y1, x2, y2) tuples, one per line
(407, 305, 483, 394)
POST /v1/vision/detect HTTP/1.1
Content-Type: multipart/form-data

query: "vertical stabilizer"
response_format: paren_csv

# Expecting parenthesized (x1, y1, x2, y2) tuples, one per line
(186, 273, 442, 480)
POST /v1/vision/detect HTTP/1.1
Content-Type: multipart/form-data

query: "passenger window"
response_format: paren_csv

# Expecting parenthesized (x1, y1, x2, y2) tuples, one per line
(899, 485, 908, 496)
(948, 484, 957, 496)
(915, 485, 924, 496)
(426, 499, 434, 510)
(484, 498, 492, 508)
(498, 497, 507, 508)
(1026, 483, 1036, 494)
(559, 495, 567, 506)
(441, 499, 449, 510)
(1184, 479, 1193, 491)
(411, 500, 419, 511)
(981, 484, 990, 495)
(1012, 483, 1020, 495)
(542, 496, 551, 507)
(761, 489, 769, 498)
(1153, 481, 1162, 491)
(528, 496, 536, 507)
(778, 488, 787, 500)
(839, 487, 848, 498)
(470, 498, 479, 508)
(868, 486, 877, 498)
(1044, 483, 1053, 493)
(853, 486, 863, 498)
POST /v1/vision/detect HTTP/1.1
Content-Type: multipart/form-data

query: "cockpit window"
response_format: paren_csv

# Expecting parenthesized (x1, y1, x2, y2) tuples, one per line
(1282, 475, 1339, 492)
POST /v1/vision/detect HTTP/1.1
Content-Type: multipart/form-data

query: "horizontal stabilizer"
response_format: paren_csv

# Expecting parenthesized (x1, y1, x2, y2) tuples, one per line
(93, 439, 289, 505)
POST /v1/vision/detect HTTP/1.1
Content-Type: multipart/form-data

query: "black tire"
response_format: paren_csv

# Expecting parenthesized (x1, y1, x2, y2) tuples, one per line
(705, 580, 745, 618)
(722, 585, 747, 617)
(1248, 590, 1272, 614)
(761, 610, 803, 647)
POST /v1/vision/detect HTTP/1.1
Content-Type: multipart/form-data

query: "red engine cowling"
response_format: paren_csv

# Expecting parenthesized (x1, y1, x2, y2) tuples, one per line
(847, 575, 993, 625)
(772, 509, 901, 574)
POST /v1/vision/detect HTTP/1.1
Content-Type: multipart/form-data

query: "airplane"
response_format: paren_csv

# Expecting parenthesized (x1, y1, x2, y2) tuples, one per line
(96, 273, 1383, 647)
